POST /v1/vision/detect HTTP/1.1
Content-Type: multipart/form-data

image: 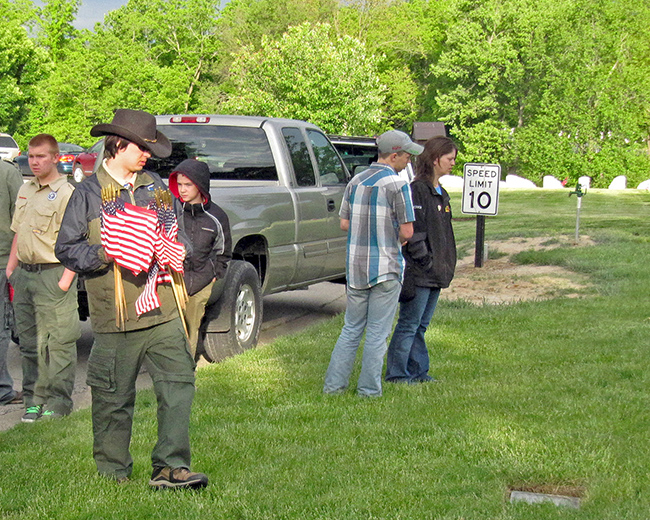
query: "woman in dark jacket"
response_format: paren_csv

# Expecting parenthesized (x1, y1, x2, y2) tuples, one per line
(385, 137, 458, 384)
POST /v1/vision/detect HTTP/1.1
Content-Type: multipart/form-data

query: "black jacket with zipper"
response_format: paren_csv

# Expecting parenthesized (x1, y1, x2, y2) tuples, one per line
(181, 200, 232, 296)
(403, 178, 456, 289)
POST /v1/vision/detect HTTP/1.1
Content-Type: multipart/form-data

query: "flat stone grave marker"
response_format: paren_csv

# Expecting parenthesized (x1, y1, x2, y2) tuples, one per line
(510, 490, 581, 509)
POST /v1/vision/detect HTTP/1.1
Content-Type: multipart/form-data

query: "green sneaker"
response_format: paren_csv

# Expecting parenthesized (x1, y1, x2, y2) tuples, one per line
(21, 405, 42, 423)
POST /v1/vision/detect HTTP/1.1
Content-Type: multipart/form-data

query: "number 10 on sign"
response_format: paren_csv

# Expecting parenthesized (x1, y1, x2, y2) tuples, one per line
(462, 163, 501, 216)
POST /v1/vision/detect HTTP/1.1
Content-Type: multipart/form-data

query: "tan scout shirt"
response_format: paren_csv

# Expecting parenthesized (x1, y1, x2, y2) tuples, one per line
(11, 175, 75, 264)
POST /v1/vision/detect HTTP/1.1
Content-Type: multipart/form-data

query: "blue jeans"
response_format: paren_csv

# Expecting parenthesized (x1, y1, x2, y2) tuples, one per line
(324, 280, 401, 397)
(385, 286, 441, 383)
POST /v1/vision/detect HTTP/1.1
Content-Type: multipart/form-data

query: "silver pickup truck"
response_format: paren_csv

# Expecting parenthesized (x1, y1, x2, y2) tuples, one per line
(146, 114, 350, 362)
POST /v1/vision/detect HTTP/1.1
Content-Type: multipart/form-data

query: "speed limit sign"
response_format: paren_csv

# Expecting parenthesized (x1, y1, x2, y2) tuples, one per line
(462, 163, 501, 216)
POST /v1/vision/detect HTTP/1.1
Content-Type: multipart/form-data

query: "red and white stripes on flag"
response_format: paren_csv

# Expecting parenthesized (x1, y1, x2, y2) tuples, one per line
(154, 202, 184, 272)
(135, 263, 162, 315)
(135, 236, 185, 316)
(101, 202, 158, 275)
(154, 233, 185, 272)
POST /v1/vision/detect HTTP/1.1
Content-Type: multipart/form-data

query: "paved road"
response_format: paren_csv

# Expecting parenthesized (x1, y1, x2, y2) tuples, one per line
(0, 281, 346, 431)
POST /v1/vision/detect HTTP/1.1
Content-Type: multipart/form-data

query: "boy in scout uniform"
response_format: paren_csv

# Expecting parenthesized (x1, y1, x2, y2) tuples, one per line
(6, 134, 80, 422)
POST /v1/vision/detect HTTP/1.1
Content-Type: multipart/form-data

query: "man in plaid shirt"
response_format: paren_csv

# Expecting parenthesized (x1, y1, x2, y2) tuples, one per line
(324, 130, 421, 397)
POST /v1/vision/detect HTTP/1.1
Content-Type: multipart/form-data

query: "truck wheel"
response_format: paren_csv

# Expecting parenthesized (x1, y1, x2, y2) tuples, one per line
(203, 261, 262, 362)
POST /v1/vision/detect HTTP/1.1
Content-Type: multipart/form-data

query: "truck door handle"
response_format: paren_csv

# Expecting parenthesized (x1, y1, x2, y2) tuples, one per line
(327, 199, 336, 212)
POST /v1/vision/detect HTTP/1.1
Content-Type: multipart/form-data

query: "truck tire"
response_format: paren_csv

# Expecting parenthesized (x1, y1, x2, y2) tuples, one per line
(203, 260, 262, 362)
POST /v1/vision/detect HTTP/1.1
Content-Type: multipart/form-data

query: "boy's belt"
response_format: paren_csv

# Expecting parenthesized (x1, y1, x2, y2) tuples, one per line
(18, 262, 60, 273)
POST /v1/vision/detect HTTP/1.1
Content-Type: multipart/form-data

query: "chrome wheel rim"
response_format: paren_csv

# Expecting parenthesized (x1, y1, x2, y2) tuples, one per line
(235, 284, 256, 343)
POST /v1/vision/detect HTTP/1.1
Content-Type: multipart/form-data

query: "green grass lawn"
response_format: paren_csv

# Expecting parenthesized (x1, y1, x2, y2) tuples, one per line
(1, 189, 649, 519)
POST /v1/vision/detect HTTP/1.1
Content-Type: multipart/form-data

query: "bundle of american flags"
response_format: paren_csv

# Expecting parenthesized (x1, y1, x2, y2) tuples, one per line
(135, 189, 189, 329)
(100, 185, 188, 332)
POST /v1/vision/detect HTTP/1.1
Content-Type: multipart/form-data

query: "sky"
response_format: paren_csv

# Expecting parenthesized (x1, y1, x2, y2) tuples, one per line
(74, 0, 128, 30)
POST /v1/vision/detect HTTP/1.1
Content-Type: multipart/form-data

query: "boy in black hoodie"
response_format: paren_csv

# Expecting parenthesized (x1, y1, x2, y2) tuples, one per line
(169, 159, 232, 357)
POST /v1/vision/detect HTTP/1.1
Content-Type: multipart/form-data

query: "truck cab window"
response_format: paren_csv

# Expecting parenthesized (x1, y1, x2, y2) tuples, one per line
(282, 127, 316, 187)
(307, 130, 348, 185)
(148, 125, 278, 181)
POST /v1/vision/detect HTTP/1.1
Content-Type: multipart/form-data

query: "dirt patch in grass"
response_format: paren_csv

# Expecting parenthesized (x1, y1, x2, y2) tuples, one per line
(443, 236, 596, 305)
(508, 483, 587, 498)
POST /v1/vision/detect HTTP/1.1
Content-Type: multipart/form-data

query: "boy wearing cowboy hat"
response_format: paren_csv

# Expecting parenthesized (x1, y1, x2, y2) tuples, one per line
(56, 109, 208, 489)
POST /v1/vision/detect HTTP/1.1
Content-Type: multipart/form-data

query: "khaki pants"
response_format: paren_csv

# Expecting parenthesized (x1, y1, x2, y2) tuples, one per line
(87, 318, 196, 479)
(10, 265, 80, 414)
(185, 281, 214, 358)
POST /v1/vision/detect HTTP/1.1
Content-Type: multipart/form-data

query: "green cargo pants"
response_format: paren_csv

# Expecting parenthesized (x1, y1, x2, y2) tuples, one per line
(87, 318, 196, 479)
(10, 264, 80, 414)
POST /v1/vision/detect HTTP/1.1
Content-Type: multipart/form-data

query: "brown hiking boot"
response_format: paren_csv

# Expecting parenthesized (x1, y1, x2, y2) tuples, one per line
(149, 467, 208, 490)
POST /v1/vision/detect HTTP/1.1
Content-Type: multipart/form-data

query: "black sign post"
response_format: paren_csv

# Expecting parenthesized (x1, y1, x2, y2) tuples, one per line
(462, 163, 501, 268)
(474, 215, 486, 268)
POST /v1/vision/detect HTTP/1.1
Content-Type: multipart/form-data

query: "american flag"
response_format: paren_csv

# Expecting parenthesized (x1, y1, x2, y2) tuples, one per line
(157, 269, 173, 285)
(101, 199, 158, 275)
(135, 263, 162, 315)
(133, 194, 185, 316)
(156, 202, 179, 240)
(155, 234, 185, 273)
(153, 201, 185, 273)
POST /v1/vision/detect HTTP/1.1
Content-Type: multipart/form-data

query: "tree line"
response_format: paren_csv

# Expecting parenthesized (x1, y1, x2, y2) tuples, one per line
(2, 0, 649, 187)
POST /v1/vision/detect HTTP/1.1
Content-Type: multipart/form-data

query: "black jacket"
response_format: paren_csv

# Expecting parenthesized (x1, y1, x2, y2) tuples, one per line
(181, 200, 232, 296)
(403, 179, 456, 289)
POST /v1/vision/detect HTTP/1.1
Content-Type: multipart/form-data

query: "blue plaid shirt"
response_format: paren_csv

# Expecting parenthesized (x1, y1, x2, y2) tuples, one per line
(340, 163, 415, 290)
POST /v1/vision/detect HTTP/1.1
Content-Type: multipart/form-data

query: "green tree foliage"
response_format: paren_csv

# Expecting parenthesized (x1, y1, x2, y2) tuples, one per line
(198, 0, 339, 108)
(431, 0, 554, 163)
(337, 0, 449, 132)
(431, 0, 650, 186)
(37, 0, 80, 60)
(23, 34, 191, 146)
(218, 0, 338, 49)
(219, 22, 385, 135)
(0, 0, 47, 137)
(513, 0, 650, 187)
(102, 0, 222, 110)
(22, 0, 223, 146)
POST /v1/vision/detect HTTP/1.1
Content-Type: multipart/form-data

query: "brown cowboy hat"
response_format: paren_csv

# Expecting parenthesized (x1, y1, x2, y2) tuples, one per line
(90, 109, 172, 158)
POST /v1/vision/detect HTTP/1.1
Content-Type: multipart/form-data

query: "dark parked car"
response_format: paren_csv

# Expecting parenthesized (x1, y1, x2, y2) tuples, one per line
(57, 143, 85, 174)
(71, 139, 103, 183)
(14, 142, 85, 177)
(327, 135, 378, 175)
(328, 134, 416, 181)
